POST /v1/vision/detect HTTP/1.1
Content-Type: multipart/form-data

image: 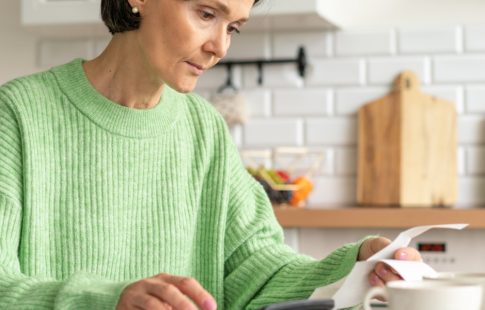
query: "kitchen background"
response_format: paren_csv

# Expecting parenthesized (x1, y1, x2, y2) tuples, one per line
(2, 0, 485, 272)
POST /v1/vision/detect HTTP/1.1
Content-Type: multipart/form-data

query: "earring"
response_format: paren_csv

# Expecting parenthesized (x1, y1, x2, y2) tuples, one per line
(132, 7, 139, 14)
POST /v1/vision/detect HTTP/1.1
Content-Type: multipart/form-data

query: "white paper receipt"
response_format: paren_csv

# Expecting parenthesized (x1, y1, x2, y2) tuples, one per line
(309, 223, 468, 309)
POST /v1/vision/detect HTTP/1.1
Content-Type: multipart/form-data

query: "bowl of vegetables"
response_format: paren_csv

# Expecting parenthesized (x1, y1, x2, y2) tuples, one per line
(243, 147, 324, 208)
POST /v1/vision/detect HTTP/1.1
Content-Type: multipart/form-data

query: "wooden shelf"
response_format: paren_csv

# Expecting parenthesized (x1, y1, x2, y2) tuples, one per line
(273, 207, 485, 229)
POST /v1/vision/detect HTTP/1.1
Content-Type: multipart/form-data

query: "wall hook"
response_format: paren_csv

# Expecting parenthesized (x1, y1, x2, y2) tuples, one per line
(216, 46, 307, 86)
(217, 63, 238, 93)
(257, 62, 264, 85)
(296, 46, 307, 78)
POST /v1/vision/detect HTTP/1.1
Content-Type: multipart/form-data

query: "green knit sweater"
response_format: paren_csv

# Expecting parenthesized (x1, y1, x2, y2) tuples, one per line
(0, 59, 361, 309)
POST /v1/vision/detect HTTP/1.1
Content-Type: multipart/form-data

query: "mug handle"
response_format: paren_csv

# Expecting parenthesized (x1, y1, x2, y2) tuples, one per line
(363, 287, 388, 310)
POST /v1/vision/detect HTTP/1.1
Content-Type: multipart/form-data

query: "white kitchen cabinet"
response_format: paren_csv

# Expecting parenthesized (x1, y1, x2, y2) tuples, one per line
(321, 0, 485, 29)
(247, 0, 338, 31)
(21, 0, 485, 32)
(21, 0, 101, 25)
(248, 0, 485, 31)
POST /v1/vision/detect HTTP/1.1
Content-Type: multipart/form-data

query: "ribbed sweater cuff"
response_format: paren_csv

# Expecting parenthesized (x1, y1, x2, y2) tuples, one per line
(55, 274, 132, 309)
(292, 235, 375, 297)
(327, 235, 373, 281)
(242, 239, 367, 310)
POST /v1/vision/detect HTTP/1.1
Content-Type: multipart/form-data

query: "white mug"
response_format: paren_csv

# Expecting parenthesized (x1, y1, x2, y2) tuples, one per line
(425, 272, 485, 310)
(363, 280, 482, 310)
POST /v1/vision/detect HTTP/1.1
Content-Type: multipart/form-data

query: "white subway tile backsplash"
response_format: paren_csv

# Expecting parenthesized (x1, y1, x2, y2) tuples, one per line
(226, 33, 271, 59)
(457, 177, 485, 205)
(243, 89, 272, 117)
(398, 26, 461, 54)
(243, 63, 304, 88)
(273, 89, 331, 116)
(466, 86, 485, 113)
(306, 58, 365, 86)
(272, 31, 331, 58)
(434, 56, 485, 83)
(230, 125, 243, 147)
(273, 147, 333, 177)
(244, 118, 303, 147)
(335, 86, 460, 117)
(458, 147, 466, 176)
(306, 177, 356, 206)
(306, 117, 357, 146)
(422, 86, 464, 114)
(335, 147, 357, 176)
(9, 14, 485, 207)
(368, 57, 430, 85)
(458, 115, 485, 144)
(335, 87, 388, 115)
(197, 66, 243, 90)
(335, 29, 395, 56)
(465, 25, 485, 52)
(320, 148, 335, 176)
(240, 148, 272, 168)
(38, 39, 93, 67)
(466, 146, 485, 175)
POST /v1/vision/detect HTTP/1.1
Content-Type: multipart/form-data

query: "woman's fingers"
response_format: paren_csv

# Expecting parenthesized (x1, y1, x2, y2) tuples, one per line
(358, 237, 391, 261)
(131, 291, 171, 310)
(369, 271, 388, 301)
(116, 273, 217, 310)
(368, 247, 422, 287)
(142, 278, 197, 310)
(364, 241, 422, 288)
(374, 262, 402, 283)
(369, 271, 385, 287)
(156, 274, 217, 310)
(394, 247, 422, 261)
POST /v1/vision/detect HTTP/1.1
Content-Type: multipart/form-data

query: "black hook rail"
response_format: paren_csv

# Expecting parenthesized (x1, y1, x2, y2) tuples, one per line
(216, 46, 307, 86)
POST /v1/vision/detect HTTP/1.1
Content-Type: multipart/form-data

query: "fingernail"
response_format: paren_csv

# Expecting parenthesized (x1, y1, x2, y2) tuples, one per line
(370, 273, 379, 286)
(378, 266, 389, 278)
(397, 251, 408, 260)
(203, 299, 217, 310)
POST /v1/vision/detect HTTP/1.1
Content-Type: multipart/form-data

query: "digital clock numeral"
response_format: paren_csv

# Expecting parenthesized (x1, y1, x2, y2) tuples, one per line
(417, 242, 446, 253)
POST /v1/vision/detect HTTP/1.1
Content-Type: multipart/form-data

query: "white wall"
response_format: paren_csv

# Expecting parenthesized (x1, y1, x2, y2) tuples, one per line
(0, 0, 485, 206)
(215, 25, 485, 207)
(3, 2, 485, 207)
(0, 0, 38, 85)
(0, 1, 109, 85)
(3, 0, 485, 271)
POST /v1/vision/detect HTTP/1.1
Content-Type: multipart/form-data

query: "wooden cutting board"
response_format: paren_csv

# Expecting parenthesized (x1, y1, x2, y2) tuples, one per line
(357, 71, 457, 207)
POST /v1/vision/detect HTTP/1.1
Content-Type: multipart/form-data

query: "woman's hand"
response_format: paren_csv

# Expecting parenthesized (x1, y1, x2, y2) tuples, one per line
(358, 237, 422, 287)
(116, 273, 217, 310)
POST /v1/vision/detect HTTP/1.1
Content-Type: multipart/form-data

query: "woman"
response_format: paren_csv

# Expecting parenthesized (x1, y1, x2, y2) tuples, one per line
(0, 0, 420, 309)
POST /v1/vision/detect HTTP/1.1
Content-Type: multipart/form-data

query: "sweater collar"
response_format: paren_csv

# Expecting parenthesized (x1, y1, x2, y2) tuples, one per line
(51, 58, 181, 138)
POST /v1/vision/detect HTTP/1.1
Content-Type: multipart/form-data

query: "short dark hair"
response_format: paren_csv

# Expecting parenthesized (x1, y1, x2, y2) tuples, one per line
(101, 0, 262, 35)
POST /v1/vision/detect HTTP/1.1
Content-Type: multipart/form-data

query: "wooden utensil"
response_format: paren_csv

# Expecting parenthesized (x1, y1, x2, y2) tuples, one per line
(357, 71, 457, 207)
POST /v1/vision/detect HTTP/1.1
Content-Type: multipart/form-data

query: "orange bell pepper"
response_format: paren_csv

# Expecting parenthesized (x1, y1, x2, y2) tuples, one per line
(289, 176, 313, 207)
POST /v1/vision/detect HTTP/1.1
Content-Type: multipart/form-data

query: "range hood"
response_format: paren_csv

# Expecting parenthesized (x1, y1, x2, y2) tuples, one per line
(21, 0, 485, 34)
(245, 0, 485, 31)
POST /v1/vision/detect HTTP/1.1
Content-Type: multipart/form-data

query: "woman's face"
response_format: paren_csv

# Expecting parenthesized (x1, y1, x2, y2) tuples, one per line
(134, 0, 253, 93)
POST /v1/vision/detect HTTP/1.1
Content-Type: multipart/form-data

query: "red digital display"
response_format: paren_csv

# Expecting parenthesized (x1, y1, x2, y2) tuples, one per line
(417, 243, 446, 252)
